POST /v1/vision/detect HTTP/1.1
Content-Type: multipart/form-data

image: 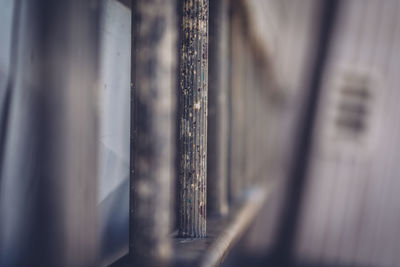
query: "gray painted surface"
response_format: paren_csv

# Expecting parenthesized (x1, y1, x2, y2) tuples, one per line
(296, 1, 400, 266)
(237, 0, 318, 255)
(97, 0, 131, 265)
(0, 0, 14, 110)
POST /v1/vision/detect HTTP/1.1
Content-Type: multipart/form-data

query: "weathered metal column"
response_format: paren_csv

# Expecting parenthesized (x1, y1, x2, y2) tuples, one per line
(207, 0, 229, 216)
(178, 0, 209, 238)
(130, 0, 177, 266)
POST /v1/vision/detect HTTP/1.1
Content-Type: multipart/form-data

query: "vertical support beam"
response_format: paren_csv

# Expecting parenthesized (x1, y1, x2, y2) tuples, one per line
(241, 44, 250, 189)
(0, 0, 100, 266)
(130, 0, 177, 266)
(272, 0, 341, 266)
(178, 0, 209, 238)
(207, 0, 229, 216)
(229, 6, 245, 202)
(245, 51, 255, 184)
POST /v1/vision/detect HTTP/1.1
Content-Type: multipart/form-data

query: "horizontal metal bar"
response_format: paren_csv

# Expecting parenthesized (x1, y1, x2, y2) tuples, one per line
(173, 181, 275, 267)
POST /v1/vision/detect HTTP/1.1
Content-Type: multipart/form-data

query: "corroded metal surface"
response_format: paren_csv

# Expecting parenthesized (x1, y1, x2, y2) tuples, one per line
(178, 0, 209, 238)
(130, 0, 177, 266)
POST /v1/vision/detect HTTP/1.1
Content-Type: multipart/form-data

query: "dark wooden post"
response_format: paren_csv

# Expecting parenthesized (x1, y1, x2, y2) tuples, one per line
(207, 0, 229, 216)
(178, 0, 209, 238)
(130, 0, 177, 266)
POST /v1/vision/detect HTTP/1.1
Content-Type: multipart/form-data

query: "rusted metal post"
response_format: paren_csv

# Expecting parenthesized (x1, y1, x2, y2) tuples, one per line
(207, 0, 229, 216)
(130, 0, 177, 266)
(178, 0, 209, 238)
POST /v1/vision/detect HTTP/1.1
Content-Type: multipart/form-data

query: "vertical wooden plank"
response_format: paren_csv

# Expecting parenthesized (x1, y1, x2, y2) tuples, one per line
(0, 0, 100, 266)
(130, 0, 177, 266)
(178, 0, 209, 238)
(207, 0, 229, 216)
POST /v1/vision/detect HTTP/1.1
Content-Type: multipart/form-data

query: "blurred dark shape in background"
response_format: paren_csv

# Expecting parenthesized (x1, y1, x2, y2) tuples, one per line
(0, 0, 100, 266)
(1, 0, 400, 267)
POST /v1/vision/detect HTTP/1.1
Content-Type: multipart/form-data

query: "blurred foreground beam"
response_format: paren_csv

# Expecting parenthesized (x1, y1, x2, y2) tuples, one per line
(178, 0, 209, 238)
(272, 0, 341, 266)
(129, 0, 177, 266)
(0, 0, 100, 266)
